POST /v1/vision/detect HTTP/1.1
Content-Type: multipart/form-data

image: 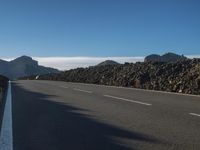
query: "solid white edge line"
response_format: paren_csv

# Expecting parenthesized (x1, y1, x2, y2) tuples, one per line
(0, 81, 13, 150)
(104, 94, 152, 106)
(73, 88, 93, 94)
(189, 113, 200, 117)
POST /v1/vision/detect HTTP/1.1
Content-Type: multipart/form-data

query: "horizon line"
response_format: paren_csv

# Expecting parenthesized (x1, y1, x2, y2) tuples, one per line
(1, 55, 200, 71)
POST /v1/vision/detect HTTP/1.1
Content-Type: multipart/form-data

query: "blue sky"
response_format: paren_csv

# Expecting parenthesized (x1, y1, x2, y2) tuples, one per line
(0, 0, 200, 57)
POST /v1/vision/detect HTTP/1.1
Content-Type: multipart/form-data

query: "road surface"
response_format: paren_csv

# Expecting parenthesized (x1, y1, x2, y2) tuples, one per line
(2, 80, 200, 150)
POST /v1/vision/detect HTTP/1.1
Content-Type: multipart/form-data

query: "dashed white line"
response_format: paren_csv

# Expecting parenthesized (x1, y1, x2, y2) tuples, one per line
(60, 86, 69, 89)
(73, 88, 93, 94)
(67, 82, 200, 98)
(189, 113, 200, 117)
(103, 94, 152, 106)
(0, 81, 13, 150)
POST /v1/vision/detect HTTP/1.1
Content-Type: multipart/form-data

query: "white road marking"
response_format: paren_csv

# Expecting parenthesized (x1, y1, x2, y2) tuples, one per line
(73, 88, 93, 94)
(0, 81, 13, 150)
(60, 86, 69, 89)
(67, 82, 200, 98)
(189, 113, 200, 117)
(103, 94, 152, 106)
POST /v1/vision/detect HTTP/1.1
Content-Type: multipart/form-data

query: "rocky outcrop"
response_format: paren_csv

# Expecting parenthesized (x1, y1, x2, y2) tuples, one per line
(0, 75, 8, 124)
(145, 52, 187, 62)
(23, 58, 200, 95)
(97, 60, 119, 66)
(0, 56, 60, 79)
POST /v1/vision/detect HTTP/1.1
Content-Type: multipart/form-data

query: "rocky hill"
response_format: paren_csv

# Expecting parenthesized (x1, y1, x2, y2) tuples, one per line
(0, 56, 60, 79)
(22, 57, 200, 95)
(96, 60, 119, 66)
(145, 52, 187, 62)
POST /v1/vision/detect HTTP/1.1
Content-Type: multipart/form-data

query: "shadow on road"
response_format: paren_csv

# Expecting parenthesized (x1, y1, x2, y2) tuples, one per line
(12, 82, 160, 150)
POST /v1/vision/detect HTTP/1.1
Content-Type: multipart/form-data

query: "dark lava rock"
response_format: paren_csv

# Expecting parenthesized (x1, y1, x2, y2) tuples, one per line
(22, 58, 200, 95)
(0, 75, 9, 115)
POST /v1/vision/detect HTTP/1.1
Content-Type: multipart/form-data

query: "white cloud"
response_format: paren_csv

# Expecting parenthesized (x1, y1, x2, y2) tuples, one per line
(33, 57, 144, 70)
(186, 55, 200, 59)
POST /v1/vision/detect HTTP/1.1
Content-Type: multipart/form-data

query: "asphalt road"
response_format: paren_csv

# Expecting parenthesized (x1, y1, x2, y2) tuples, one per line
(10, 80, 200, 150)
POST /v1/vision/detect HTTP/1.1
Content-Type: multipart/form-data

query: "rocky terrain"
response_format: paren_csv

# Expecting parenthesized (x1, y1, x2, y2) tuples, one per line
(0, 56, 60, 79)
(0, 75, 8, 126)
(22, 53, 200, 95)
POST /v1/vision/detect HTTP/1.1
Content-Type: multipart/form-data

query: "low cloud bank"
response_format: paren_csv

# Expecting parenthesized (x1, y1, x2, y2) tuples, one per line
(33, 57, 144, 70)
(187, 55, 200, 59)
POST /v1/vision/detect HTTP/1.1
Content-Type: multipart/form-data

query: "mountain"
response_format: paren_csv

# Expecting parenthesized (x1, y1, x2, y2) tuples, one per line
(144, 52, 187, 62)
(97, 60, 120, 66)
(0, 56, 60, 79)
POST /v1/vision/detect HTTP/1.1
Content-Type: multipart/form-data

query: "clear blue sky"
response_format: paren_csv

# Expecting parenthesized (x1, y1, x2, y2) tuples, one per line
(0, 0, 199, 57)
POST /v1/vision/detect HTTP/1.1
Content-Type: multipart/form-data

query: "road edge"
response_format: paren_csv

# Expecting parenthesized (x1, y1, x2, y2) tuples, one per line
(0, 81, 13, 150)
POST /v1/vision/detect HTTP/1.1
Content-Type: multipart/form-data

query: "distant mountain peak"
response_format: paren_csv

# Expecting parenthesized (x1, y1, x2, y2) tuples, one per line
(0, 56, 60, 79)
(144, 52, 187, 62)
(11, 55, 35, 62)
(97, 60, 120, 66)
(10, 55, 38, 67)
(15, 55, 33, 60)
